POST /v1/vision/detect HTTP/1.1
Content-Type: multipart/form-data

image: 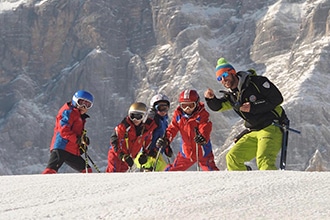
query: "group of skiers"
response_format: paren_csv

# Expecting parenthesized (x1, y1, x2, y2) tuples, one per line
(42, 57, 288, 174)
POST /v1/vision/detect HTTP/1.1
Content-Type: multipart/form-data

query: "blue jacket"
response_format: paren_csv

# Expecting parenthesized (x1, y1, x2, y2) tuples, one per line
(149, 113, 169, 153)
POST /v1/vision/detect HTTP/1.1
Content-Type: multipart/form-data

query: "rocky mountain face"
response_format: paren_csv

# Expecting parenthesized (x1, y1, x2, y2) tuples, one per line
(0, 0, 329, 174)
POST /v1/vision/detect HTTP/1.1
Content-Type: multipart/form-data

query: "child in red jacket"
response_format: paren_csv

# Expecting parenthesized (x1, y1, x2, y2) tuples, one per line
(42, 90, 94, 174)
(106, 102, 157, 172)
(157, 89, 219, 171)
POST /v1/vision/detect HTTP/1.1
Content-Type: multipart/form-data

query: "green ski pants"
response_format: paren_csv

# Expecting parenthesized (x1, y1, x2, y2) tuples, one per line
(226, 124, 283, 171)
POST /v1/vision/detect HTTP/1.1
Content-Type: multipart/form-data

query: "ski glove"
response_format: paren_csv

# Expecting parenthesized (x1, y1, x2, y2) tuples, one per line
(156, 137, 169, 149)
(83, 136, 90, 145)
(110, 134, 118, 151)
(138, 153, 148, 165)
(119, 153, 134, 167)
(194, 134, 206, 145)
(148, 149, 158, 158)
(77, 135, 90, 147)
(125, 156, 134, 167)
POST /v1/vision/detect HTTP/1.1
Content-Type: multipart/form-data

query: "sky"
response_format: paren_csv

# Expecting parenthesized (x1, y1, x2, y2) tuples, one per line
(1, 171, 330, 220)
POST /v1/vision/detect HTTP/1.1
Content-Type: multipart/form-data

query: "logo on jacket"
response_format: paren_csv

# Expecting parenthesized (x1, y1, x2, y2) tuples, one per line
(249, 95, 257, 102)
(262, 81, 270, 89)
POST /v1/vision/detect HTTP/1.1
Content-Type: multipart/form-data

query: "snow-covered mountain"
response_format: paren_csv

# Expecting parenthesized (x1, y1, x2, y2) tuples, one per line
(0, 0, 329, 174)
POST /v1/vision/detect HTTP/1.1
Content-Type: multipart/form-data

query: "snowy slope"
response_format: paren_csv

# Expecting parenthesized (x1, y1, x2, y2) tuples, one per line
(1, 171, 330, 219)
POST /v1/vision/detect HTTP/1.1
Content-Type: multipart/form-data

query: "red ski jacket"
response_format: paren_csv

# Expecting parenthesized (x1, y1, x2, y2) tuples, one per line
(50, 102, 88, 156)
(166, 102, 213, 161)
(110, 117, 157, 159)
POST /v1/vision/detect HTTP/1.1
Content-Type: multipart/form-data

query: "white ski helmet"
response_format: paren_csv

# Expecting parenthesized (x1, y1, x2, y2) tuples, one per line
(150, 93, 170, 109)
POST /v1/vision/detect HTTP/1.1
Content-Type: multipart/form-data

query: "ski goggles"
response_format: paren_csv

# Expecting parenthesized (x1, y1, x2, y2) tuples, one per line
(216, 71, 229, 81)
(77, 99, 93, 109)
(129, 112, 145, 121)
(155, 104, 169, 112)
(180, 102, 196, 111)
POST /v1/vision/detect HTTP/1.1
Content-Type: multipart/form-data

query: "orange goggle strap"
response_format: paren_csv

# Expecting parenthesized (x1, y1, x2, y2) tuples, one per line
(216, 68, 236, 78)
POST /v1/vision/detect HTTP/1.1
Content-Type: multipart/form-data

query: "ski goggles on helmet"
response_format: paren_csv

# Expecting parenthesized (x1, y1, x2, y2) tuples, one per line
(77, 99, 93, 109)
(155, 104, 169, 112)
(180, 102, 196, 111)
(129, 112, 145, 121)
(216, 71, 229, 81)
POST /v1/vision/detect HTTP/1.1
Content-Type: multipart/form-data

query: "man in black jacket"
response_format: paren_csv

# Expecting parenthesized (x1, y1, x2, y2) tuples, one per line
(204, 58, 287, 170)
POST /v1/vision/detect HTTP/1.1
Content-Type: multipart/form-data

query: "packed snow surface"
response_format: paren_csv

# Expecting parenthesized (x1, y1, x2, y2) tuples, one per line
(1, 171, 330, 219)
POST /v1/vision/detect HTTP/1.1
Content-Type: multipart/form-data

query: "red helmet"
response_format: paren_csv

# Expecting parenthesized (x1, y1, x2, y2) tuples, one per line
(179, 89, 200, 103)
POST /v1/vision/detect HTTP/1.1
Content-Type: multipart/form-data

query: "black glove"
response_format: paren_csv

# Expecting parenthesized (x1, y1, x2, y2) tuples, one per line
(148, 149, 158, 158)
(110, 134, 118, 151)
(82, 135, 90, 145)
(164, 146, 173, 157)
(77, 134, 90, 146)
(194, 134, 206, 145)
(156, 137, 169, 149)
(125, 155, 134, 167)
(138, 153, 148, 165)
(119, 153, 134, 167)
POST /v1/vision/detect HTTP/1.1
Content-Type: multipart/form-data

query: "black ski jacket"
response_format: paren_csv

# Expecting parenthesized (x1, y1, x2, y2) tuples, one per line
(205, 71, 285, 130)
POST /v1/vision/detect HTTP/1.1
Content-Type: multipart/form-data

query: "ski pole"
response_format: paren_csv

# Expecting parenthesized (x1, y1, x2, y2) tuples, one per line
(86, 152, 101, 173)
(280, 123, 289, 170)
(273, 121, 301, 170)
(194, 127, 200, 171)
(196, 142, 200, 171)
(153, 134, 166, 171)
(153, 147, 162, 171)
(272, 122, 301, 134)
(80, 130, 89, 173)
(79, 145, 101, 173)
(84, 147, 89, 173)
(127, 163, 137, 172)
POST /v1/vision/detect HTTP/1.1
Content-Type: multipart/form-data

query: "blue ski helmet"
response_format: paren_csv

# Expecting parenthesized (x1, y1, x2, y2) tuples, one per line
(72, 90, 94, 108)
